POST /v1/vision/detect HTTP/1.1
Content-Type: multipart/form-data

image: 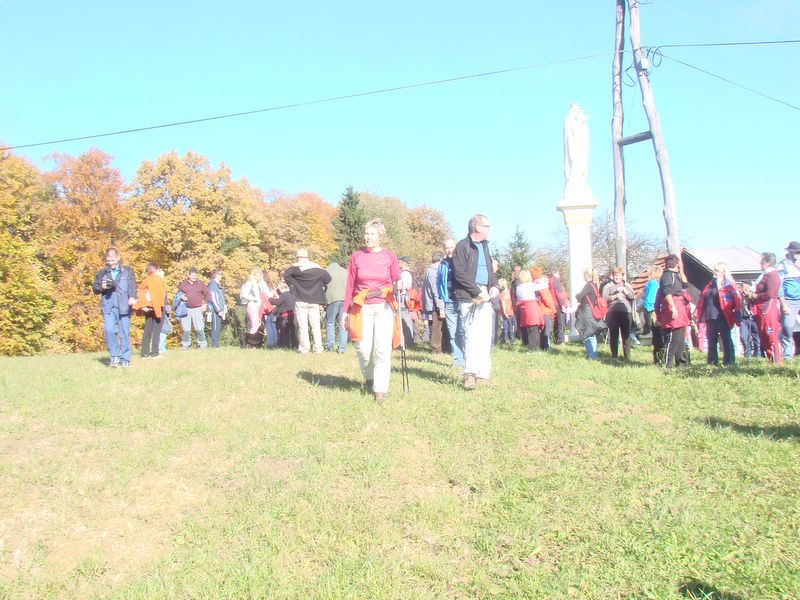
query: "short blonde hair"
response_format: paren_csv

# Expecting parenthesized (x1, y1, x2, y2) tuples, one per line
(517, 270, 532, 284)
(364, 218, 386, 238)
(497, 278, 508, 290)
(249, 267, 263, 281)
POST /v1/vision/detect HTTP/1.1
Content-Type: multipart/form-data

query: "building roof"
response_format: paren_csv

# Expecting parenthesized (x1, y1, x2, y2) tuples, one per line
(682, 247, 762, 275)
(629, 247, 762, 299)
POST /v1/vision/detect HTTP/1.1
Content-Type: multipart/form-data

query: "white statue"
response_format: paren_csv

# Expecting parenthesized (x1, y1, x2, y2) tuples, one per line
(563, 103, 590, 194)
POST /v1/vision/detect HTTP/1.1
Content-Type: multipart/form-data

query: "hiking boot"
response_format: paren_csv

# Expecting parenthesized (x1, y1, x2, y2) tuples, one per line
(463, 373, 476, 391)
(374, 392, 386, 405)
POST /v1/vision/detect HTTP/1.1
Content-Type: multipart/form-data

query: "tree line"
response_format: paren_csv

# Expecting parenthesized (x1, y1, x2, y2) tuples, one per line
(0, 148, 452, 356)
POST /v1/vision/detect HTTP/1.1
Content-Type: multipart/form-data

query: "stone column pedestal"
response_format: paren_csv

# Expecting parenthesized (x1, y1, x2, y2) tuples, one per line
(557, 191, 597, 339)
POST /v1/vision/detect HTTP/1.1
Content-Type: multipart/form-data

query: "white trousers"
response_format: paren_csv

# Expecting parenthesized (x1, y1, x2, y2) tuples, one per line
(459, 301, 493, 379)
(355, 302, 395, 394)
(295, 302, 322, 353)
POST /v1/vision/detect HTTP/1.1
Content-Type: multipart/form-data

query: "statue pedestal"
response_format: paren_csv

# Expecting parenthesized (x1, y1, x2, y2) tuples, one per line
(557, 191, 597, 340)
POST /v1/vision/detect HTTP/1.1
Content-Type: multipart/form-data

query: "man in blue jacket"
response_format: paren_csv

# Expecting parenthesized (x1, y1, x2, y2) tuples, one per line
(452, 215, 499, 390)
(92, 247, 137, 368)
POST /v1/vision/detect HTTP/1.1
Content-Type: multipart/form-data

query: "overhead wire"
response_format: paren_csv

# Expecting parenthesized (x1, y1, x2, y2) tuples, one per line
(2, 39, 798, 152)
(655, 51, 800, 112)
(0, 52, 611, 152)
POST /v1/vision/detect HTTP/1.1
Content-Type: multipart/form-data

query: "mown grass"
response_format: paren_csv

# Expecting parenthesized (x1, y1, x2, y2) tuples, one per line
(0, 342, 798, 599)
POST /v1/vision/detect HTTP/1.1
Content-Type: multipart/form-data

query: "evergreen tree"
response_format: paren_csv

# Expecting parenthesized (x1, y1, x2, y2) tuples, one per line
(331, 186, 366, 264)
(498, 225, 534, 280)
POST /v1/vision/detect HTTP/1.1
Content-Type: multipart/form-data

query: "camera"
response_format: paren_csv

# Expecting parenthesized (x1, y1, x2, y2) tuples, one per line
(102, 277, 116, 290)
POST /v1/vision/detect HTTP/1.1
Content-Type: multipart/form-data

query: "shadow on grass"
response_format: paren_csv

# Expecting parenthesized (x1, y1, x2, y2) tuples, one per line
(678, 579, 744, 599)
(701, 417, 800, 442)
(671, 361, 800, 379)
(297, 371, 363, 391)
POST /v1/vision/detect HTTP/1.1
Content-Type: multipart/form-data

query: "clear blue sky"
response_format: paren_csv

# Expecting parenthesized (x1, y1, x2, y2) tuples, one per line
(2, 1, 798, 258)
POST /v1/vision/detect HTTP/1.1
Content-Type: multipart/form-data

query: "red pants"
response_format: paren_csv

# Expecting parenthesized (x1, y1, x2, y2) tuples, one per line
(755, 304, 782, 365)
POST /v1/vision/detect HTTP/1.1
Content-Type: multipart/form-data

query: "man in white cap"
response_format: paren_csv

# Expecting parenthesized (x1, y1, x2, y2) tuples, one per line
(284, 248, 331, 354)
(776, 240, 800, 359)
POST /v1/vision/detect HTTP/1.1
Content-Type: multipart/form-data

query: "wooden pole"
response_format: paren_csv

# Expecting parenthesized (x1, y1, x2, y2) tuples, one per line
(612, 0, 627, 271)
(627, 0, 681, 255)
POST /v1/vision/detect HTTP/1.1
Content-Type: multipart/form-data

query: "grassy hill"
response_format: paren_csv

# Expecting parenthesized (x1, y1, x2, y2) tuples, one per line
(1, 344, 798, 599)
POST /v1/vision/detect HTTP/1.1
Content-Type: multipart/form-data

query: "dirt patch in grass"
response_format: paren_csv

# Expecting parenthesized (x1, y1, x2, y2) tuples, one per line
(590, 403, 649, 423)
(0, 433, 226, 582)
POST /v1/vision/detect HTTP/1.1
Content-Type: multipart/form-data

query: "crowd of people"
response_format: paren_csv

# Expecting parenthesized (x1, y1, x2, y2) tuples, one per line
(92, 227, 800, 398)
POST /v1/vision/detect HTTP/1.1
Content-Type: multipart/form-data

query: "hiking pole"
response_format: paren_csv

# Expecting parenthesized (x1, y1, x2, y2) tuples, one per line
(396, 286, 410, 394)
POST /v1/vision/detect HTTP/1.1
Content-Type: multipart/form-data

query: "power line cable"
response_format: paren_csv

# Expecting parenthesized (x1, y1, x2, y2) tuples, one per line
(648, 39, 800, 49)
(0, 52, 611, 152)
(658, 52, 800, 112)
(2, 39, 797, 152)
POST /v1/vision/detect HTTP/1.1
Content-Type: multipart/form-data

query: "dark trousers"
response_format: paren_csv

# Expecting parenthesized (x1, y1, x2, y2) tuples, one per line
(277, 313, 297, 349)
(662, 326, 686, 368)
(141, 314, 163, 357)
(606, 311, 631, 359)
(739, 317, 760, 357)
(553, 310, 565, 344)
(429, 312, 444, 353)
(210, 311, 223, 348)
(501, 315, 516, 343)
(540, 315, 553, 351)
(524, 326, 541, 351)
(705, 316, 735, 365)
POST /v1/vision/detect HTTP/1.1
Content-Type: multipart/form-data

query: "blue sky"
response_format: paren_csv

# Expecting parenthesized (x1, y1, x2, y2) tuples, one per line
(1, 1, 798, 258)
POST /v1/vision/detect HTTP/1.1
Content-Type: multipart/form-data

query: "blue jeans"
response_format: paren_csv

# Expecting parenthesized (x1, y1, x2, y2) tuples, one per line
(103, 309, 131, 363)
(324, 300, 348, 352)
(780, 298, 800, 359)
(705, 316, 735, 365)
(444, 299, 464, 366)
(264, 314, 278, 348)
(583, 336, 598, 359)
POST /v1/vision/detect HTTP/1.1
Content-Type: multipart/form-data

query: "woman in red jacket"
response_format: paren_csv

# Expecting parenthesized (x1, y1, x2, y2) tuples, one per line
(694, 262, 742, 366)
(746, 253, 782, 364)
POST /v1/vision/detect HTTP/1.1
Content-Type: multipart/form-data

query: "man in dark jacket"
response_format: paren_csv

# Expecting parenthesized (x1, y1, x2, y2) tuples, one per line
(207, 269, 227, 348)
(92, 247, 138, 368)
(284, 248, 331, 354)
(452, 215, 500, 390)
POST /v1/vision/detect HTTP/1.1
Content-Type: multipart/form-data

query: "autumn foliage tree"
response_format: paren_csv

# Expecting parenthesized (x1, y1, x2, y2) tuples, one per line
(125, 151, 269, 307)
(38, 149, 129, 353)
(0, 151, 53, 355)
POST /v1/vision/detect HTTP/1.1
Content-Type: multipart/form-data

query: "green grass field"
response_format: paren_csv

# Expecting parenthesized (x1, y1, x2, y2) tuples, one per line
(1, 342, 798, 599)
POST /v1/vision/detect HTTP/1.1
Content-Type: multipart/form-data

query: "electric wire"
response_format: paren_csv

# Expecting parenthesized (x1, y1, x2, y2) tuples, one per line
(658, 52, 800, 112)
(2, 39, 798, 152)
(0, 52, 611, 152)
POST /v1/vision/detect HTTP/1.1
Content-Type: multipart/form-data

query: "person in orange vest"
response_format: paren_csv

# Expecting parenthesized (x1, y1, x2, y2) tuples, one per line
(134, 261, 166, 360)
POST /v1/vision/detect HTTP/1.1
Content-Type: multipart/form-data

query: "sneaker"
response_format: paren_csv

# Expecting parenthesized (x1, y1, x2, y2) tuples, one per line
(150, 354, 164, 360)
(463, 373, 476, 391)
(120, 361, 130, 369)
(374, 392, 386, 405)
(109, 357, 120, 368)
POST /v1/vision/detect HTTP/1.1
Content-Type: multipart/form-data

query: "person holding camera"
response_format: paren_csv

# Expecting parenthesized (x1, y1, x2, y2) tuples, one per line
(91, 247, 138, 368)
